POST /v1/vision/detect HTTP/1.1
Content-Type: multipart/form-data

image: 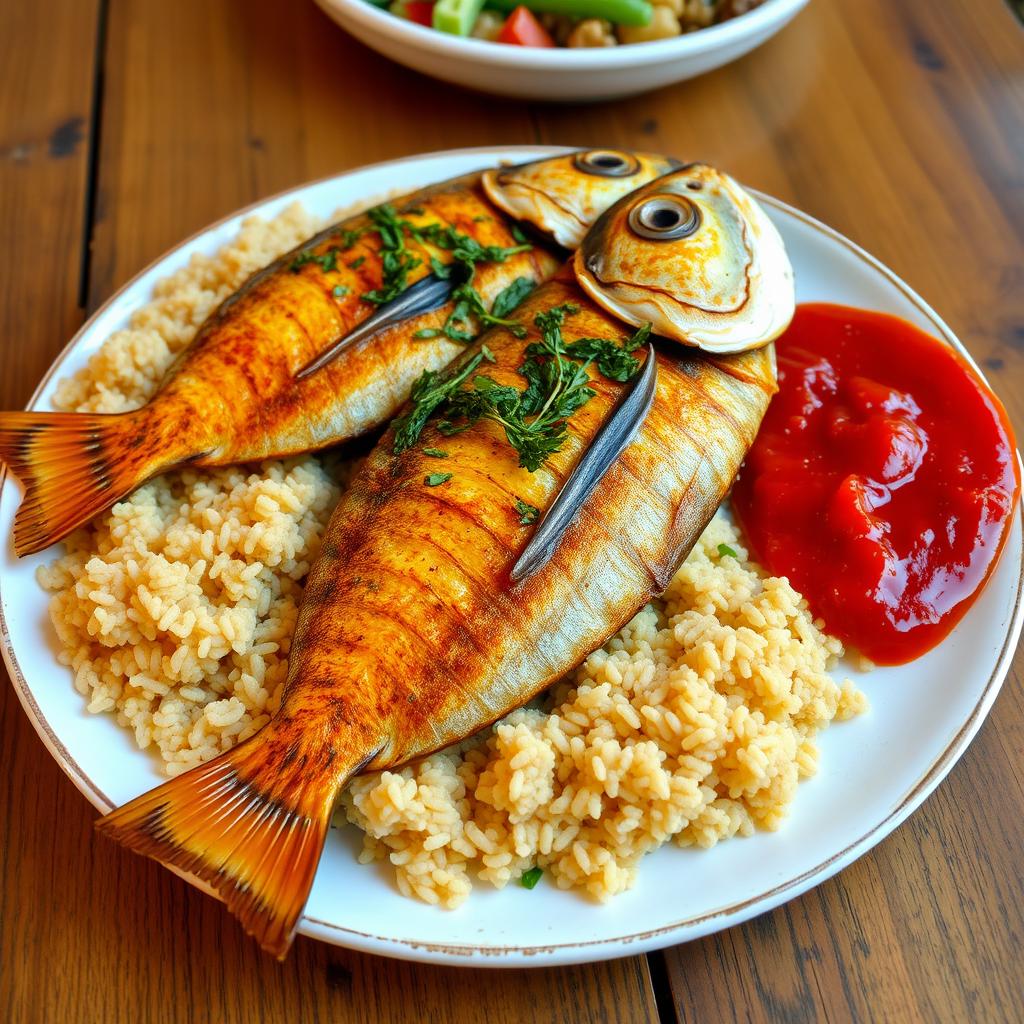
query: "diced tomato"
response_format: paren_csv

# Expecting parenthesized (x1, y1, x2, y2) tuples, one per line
(497, 6, 555, 47)
(404, 1, 434, 26)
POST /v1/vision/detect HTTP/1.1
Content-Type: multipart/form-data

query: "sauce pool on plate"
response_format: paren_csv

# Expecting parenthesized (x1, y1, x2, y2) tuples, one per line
(731, 303, 1020, 664)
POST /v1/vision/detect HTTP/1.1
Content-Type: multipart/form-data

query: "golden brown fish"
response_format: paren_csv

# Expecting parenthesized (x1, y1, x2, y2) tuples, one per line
(0, 149, 677, 556)
(96, 165, 791, 959)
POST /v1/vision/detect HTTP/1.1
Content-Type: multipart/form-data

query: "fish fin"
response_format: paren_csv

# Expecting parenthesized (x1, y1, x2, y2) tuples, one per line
(95, 726, 353, 959)
(0, 410, 185, 556)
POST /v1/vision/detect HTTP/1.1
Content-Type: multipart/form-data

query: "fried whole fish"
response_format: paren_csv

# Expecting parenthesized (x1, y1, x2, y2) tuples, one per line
(97, 164, 793, 958)
(0, 150, 677, 556)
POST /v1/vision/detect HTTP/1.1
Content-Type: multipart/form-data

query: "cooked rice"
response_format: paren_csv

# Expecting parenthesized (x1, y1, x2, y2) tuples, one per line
(342, 517, 868, 906)
(37, 206, 867, 903)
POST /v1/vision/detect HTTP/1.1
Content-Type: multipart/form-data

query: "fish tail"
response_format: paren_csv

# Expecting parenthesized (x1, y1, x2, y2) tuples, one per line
(0, 409, 190, 556)
(95, 722, 356, 959)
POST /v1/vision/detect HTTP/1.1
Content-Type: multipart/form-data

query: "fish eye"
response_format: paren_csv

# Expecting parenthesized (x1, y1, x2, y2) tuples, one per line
(628, 196, 702, 241)
(574, 150, 640, 178)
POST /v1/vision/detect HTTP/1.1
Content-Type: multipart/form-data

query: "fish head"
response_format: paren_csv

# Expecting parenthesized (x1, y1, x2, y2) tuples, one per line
(482, 149, 681, 250)
(573, 163, 795, 354)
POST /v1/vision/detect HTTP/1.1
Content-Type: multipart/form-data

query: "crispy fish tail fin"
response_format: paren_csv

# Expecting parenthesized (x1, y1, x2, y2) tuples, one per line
(95, 725, 354, 959)
(0, 410, 189, 556)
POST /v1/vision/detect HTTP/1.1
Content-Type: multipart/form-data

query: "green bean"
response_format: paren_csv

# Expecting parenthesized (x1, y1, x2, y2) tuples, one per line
(483, 0, 652, 27)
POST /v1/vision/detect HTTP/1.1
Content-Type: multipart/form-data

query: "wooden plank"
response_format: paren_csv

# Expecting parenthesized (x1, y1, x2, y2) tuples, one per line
(0, 2, 98, 403)
(42, 0, 658, 1020)
(88, 0, 539, 305)
(540, 0, 1024, 1019)
(0, 1, 104, 1022)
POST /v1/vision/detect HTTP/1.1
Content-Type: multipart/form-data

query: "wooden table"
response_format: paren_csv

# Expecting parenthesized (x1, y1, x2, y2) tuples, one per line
(2, 1, 1022, 1020)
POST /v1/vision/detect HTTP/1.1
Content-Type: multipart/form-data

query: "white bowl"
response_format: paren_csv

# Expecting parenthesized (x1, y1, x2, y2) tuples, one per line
(313, 0, 809, 100)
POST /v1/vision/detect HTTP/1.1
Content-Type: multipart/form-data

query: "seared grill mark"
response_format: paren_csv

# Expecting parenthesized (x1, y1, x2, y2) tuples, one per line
(408, 488, 517, 557)
(354, 521, 499, 599)
(354, 558, 504, 677)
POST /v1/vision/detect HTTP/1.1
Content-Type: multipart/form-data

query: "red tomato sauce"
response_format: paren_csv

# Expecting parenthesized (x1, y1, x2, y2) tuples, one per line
(731, 303, 1020, 664)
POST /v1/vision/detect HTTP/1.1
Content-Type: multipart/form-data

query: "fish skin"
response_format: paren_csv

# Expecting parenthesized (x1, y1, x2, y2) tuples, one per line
(282, 273, 777, 770)
(159, 173, 559, 464)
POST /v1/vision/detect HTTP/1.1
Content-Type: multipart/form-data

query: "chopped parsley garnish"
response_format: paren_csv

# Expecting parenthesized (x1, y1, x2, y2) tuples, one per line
(352, 203, 532, 343)
(717, 543, 738, 559)
(520, 866, 543, 890)
(437, 303, 594, 471)
(291, 211, 535, 360)
(440, 280, 527, 344)
(424, 472, 452, 487)
(480, 344, 496, 363)
(338, 227, 366, 249)
(491, 277, 536, 320)
(332, 284, 350, 298)
(566, 323, 651, 382)
(423, 448, 449, 458)
(514, 499, 540, 525)
(510, 223, 529, 245)
(361, 205, 423, 305)
(288, 247, 341, 274)
(392, 353, 486, 455)
(394, 304, 651, 474)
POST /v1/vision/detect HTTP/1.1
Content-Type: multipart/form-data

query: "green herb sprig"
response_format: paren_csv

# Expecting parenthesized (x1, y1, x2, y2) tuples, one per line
(393, 306, 653, 472)
(566, 322, 651, 382)
(520, 866, 543, 890)
(514, 499, 540, 525)
(289, 247, 341, 274)
(357, 204, 534, 341)
(392, 353, 486, 455)
(436, 303, 595, 471)
(361, 205, 423, 305)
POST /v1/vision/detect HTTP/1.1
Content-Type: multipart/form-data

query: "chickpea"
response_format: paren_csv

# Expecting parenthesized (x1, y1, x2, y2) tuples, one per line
(652, 0, 685, 17)
(567, 18, 617, 47)
(470, 10, 504, 41)
(542, 13, 579, 46)
(617, 6, 682, 43)
(679, 0, 716, 29)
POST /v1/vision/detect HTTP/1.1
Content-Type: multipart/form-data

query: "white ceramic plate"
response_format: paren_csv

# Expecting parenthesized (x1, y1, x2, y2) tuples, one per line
(1, 147, 1021, 967)
(313, 0, 809, 101)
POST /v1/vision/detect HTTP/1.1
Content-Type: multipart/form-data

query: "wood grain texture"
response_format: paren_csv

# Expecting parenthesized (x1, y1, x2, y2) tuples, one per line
(87, 0, 538, 307)
(1, 0, 1022, 1020)
(0, 1, 103, 1022)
